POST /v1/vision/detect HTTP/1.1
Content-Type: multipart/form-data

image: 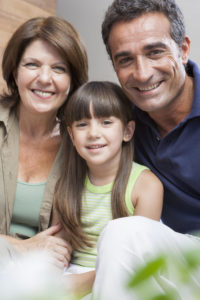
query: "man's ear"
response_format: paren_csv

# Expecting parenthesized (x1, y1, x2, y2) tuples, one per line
(181, 36, 190, 65)
(123, 120, 135, 142)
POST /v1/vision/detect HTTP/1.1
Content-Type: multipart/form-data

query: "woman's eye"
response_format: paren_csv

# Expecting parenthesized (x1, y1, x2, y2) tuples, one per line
(53, 66, 67, 73)
(24, 62, 38, 68)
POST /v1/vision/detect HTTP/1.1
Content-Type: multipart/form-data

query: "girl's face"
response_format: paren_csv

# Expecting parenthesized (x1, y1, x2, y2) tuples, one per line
(15, 39, 71, 116)
(68, 105, 134, 171)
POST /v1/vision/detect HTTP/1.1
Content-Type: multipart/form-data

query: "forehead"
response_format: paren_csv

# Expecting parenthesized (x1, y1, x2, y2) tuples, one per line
(22, 38, 63, 61)
(109, 12, 173, 57)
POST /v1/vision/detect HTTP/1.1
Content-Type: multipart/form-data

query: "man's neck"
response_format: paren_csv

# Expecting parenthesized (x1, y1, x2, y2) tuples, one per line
(149, 75, 194, 138)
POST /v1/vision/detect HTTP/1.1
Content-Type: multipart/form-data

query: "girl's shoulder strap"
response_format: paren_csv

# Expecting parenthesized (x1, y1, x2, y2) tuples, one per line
(125, 162, 149, 215)
(85, 175, 113, 194)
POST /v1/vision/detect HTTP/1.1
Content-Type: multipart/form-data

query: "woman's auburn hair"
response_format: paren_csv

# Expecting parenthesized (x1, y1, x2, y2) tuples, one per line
(1, 16, 88, 132)
(54, 81, 134, 250)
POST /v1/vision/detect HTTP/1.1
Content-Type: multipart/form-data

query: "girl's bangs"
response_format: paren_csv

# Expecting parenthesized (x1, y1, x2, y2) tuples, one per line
(66, 81, 132, 126)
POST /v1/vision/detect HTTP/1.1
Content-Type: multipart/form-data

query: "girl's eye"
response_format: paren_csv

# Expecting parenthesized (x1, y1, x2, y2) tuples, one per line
(76, 122, 87, 127)
(102, 120, 112, 125)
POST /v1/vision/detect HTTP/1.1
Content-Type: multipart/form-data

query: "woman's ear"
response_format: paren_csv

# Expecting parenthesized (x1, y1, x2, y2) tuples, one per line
(123, 120, 135, 142)
(13, 69, 18, 86)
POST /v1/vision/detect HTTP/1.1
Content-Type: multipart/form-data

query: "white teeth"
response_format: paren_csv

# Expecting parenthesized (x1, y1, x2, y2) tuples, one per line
(33, 90, 53, 97)
(138, 82, 160, 91)
(88, 145, 104, 149)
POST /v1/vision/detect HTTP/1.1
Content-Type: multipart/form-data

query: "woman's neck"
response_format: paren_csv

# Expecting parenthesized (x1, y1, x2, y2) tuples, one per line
(17, 105, 59, 139)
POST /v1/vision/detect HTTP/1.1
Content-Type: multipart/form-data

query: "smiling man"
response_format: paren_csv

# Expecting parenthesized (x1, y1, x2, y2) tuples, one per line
(92, 1, 200, 299)
(101, 0, 199, 234)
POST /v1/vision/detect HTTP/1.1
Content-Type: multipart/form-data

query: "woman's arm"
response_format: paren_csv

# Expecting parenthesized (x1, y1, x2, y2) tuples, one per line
(0, 223, 72, 269)
(132, 169, 163, 220)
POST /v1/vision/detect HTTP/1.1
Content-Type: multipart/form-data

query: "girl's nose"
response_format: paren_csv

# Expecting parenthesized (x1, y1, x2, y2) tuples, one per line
(88, 123, 100, 138)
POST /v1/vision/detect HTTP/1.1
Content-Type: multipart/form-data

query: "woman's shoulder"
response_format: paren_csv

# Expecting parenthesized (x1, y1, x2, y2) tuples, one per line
(0, 101, 11, 122)
(0, 100, 17, 122)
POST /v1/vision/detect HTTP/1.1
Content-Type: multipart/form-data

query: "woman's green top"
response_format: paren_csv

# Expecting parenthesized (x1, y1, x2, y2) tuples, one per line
(9, 180, 46, 238)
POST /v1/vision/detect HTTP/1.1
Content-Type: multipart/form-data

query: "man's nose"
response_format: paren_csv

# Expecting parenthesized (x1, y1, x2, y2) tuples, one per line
(132, 56, 153, 83)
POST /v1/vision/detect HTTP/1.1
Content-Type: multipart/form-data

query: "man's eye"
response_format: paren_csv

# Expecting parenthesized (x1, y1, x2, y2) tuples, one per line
(118, 57, 132, 66)
(149, 49, 164, 57)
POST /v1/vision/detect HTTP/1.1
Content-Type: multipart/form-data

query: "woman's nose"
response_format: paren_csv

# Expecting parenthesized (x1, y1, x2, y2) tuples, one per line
(37, 66, 52, 83)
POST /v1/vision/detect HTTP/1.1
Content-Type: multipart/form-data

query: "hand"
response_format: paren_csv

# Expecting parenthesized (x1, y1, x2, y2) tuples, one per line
(16, 223, 72, 269)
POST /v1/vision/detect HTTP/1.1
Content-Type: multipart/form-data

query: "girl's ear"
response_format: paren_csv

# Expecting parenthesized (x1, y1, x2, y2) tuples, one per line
(67, 126, 74, 143)
(123, 120, 135, 142)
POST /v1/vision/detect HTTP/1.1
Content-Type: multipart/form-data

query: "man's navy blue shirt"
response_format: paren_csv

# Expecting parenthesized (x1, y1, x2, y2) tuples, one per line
(133, 60, 200, 234)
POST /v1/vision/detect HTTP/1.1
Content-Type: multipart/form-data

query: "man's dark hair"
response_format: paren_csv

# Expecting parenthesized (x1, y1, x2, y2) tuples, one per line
(102, 0, 185, 58)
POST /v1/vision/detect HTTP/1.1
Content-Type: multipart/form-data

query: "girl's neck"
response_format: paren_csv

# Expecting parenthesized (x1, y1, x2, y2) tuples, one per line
(88, 163, 119, 186)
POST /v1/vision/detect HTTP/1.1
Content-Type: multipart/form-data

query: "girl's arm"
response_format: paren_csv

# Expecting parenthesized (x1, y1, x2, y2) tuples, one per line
(132, 169, 163, 220)
(62, 270, 96, 299)
(52, 208, 95, 297)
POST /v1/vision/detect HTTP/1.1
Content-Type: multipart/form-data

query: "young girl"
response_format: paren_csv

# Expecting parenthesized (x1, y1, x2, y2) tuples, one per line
(53, 81, 163, 297)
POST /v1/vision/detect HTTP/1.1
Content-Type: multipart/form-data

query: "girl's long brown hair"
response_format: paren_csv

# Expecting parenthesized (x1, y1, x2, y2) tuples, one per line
(54, 81, 134, 249)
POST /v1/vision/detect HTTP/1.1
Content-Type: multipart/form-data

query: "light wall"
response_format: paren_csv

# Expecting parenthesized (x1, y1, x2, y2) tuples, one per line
(57, 0, 116, 82)
(57, 0, 200, 82)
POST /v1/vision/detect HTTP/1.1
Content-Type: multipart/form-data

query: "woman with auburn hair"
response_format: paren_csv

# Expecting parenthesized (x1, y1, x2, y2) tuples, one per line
(0, 16, 88, 270)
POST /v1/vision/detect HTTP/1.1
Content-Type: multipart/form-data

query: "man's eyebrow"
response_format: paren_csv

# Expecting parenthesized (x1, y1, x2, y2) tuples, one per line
(113, 42, 167, 61)
(144, 42, 167, 51)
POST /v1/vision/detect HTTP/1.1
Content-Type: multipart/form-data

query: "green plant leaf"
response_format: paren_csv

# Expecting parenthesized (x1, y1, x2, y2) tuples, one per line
(151, 294, 174, 300)
(184, 248, 200, 269)
(128, 256, 166, 288)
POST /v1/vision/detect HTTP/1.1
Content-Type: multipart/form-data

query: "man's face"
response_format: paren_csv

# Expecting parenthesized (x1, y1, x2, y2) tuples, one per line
(109, 12, 190, 114)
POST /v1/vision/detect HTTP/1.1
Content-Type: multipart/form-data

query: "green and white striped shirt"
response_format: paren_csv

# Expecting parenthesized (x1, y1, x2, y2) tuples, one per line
(71, 162, 148, 268)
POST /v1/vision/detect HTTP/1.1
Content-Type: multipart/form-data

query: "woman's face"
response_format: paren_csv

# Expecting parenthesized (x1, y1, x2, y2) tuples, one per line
(15, 38, 71, 116)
